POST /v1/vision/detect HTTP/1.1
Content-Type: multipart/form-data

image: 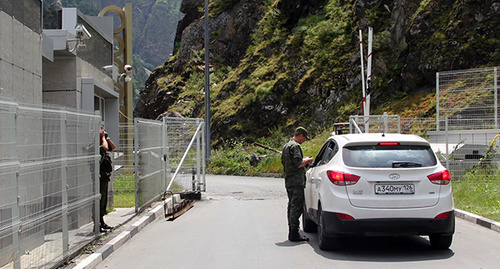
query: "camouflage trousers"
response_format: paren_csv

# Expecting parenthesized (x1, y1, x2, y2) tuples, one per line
(287, 186, 305, 231)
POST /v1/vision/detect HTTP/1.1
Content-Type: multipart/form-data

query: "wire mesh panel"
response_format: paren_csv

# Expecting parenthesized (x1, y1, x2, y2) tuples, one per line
(132, 117, 205, 212)
(0, 101, 100, 268)
(115, 123, 135, 174)
(113, 123, 135, 209)
(0, 101, 20, 268)
(134, 119, 167, 212)
(349, 114, 401, 134)
(437, 67, 499, 131)
(164, 117, 205, 193)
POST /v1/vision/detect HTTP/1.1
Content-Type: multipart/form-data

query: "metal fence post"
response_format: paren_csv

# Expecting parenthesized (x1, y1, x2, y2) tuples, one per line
(134, 118, 140, 212)
(436, 72, 440, 131)
(60, 111, 69, 259)
(201, 121, 206, 191)
(196, 119, 201, 191)
(94, 118, 100, 234)
(162, 117, 168, 195)
(494, 67, 498, 129)
(445, 116, 449, 170)
(8, 103, 21, 269)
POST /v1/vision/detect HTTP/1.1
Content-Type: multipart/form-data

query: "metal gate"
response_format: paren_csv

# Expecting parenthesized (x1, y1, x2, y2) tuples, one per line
(133, 117, 205, 212)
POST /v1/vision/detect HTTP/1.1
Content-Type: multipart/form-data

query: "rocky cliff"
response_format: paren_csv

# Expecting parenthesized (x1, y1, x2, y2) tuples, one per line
(134, 0, 500, 145)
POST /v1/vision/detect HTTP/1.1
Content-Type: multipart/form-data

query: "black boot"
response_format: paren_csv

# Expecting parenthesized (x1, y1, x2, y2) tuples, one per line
(289, 228, 309, 242)
(100, 216, 113, 232)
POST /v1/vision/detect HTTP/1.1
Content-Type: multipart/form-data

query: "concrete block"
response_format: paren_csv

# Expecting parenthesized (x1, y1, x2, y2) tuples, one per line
(23, 69, 33, 103)
(33, 75, 42, 105)
(12, 65, 24, 102)
(0, 12, 13, 63)
(12, 19, 24, 70)
(0, 60, 13, 98)
(24, 27, 35, 73)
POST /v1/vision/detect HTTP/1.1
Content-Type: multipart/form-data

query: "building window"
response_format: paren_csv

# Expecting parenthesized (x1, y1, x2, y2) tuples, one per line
(94, 95, 104, 121)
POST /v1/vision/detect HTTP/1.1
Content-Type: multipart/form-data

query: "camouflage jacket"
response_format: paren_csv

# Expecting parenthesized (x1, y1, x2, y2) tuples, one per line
(281, 138, 306, 189)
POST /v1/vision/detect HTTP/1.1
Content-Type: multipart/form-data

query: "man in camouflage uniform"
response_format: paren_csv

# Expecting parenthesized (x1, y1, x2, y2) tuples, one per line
(281, 127, 313, 241)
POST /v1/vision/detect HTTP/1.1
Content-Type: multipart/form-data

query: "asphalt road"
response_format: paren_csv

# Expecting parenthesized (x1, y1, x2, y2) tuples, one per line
(96, 175, 500, 269)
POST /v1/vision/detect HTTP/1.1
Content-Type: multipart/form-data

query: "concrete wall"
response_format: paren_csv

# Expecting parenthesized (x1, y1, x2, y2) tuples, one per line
(0, 10, 43, 104)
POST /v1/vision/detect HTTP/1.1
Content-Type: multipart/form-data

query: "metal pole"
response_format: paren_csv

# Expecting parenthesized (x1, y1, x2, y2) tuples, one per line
(134, 118, 140, 212)
(494, 67, 498, 129)
(359, 29, 369, 133)
(436, 72, 440, 131)
(204, 0, 211, 159)
(445, 116, 449, 170)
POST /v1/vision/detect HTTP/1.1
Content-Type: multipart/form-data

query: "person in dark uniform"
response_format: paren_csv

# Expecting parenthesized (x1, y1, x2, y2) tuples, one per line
(281, 127, 313, 241)
(99, 128, 116, 232)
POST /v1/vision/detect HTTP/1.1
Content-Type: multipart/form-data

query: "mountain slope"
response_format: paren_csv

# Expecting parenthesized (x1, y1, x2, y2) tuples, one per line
(134, 0, 500, 146)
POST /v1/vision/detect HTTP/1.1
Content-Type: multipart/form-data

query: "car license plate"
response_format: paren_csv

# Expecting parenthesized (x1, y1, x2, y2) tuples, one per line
(375, 184, 415, 194)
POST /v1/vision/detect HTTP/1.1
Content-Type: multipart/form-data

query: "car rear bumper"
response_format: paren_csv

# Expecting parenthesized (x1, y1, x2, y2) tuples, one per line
(322, 210, 455, 237)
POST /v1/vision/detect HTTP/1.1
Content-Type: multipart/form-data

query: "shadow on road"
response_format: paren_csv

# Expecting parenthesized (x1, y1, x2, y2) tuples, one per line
(280, 234, 455, 262)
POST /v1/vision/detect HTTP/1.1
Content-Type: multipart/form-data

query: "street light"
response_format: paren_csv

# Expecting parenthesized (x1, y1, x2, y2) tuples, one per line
(204, 0, 211, 160)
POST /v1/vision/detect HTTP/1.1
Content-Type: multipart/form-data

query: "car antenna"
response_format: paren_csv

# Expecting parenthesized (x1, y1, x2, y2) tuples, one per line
(382, 133, 385, 137)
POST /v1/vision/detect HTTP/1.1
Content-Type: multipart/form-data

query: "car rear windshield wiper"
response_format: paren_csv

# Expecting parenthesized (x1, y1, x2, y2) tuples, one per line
(392, 161, 423, 168)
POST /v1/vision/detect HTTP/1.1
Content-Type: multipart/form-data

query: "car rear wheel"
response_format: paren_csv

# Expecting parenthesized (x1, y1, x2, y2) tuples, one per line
(302, 206, 317, 233)
(317, 207, 335, 250)
(429, 234, 453, 249)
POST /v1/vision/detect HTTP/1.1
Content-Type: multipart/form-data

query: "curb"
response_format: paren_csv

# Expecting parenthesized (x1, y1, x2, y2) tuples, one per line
(455, 208, 500, 233)
(73, 197, 170, 269)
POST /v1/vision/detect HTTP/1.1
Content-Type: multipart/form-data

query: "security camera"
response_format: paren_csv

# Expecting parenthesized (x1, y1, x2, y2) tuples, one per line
(124, 65, 133, 74)
(75, 24, 91, 40)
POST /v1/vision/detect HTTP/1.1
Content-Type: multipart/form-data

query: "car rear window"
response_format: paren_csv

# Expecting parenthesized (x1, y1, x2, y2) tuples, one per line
(343, 145, 437, 168)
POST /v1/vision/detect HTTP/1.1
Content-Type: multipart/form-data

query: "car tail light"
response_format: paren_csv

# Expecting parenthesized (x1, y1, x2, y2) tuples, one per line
(435, 211, 452, 219)
(336, 213, 355, 220)
(378, 142, 400, 146)
(327, 170, 360, 186)
(427, 170, 451, 185)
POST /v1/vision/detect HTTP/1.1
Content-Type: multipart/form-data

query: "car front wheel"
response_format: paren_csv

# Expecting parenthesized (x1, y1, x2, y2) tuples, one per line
(429, 234, 453, 249)
(317, 207, 335, 250)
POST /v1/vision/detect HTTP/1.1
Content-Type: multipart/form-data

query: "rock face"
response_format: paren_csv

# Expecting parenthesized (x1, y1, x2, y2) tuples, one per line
(135, 0, 500, 144)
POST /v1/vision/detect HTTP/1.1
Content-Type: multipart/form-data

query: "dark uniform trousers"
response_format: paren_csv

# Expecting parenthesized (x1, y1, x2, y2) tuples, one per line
(287, 186, 305, 230)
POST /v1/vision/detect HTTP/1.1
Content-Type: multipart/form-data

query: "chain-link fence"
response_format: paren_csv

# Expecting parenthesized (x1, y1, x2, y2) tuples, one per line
(0, 100, 101, 269)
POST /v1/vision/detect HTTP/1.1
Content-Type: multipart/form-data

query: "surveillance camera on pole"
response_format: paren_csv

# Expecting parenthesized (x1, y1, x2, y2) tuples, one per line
(119, 65, 133, 82)
(75, 24, 91, 40)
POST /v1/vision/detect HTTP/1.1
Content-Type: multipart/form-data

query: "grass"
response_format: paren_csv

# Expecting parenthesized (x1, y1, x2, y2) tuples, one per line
(112, 173, 187, 208)
(113, 173, 135, 208)
(452, 169, 500, 222)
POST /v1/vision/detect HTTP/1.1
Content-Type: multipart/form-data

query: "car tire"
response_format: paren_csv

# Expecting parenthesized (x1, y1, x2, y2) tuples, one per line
(302, 206, 317, 233)
(429, 234, 453, 249)
(317, 207, 335, 250)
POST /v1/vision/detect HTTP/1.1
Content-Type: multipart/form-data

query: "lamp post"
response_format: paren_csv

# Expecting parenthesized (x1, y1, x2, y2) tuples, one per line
(204, 0, 211, 159)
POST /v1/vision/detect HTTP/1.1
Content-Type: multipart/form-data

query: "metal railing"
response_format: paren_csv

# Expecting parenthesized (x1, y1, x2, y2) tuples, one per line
(0, 100, 101, 269)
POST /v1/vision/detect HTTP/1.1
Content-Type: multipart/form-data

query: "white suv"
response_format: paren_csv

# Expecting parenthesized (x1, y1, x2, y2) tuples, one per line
(303, 133, 455, 250)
